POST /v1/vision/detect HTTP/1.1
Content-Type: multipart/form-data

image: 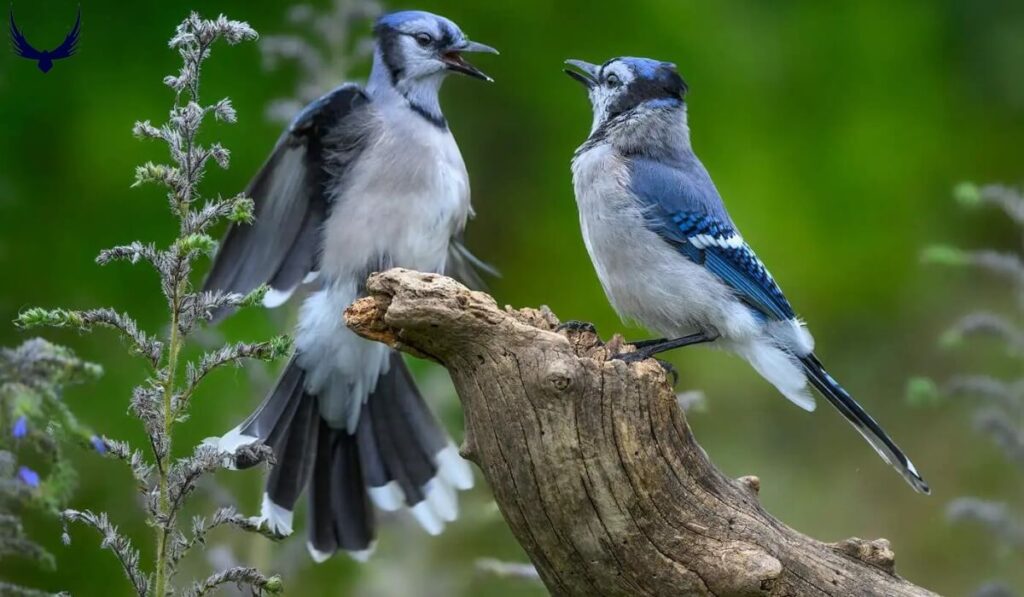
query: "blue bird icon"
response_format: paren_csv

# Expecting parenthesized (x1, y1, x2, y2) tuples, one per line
(9, 5, 80, 73)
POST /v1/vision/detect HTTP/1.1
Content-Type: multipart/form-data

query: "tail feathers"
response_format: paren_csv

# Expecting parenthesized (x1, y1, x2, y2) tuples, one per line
(205, 355, 306, 469)
(446, 237, 500, 291)
(390, 357, 474, 491)
(263, 390, 319, 534)
(800, 354, 930, 494)
(359, 355, 466, 533)
(308, 420, 375, 561)
(305, 353, 475, 561)
(214, 352, 475, 562)
(736, 341, 816, 412)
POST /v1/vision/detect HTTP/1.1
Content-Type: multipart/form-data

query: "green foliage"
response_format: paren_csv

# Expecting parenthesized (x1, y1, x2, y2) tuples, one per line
(918, 182, 1024, 596)
(954, 182, 982, 208)
(921, 245, 970, 267)
(131, 162, 180, 189)
(905, 376, 940, 407)
(10, 12, 289, 597)
(175, 234, 217, 257)
(14, 309, 86, 331)
(0, 339, 100, 593)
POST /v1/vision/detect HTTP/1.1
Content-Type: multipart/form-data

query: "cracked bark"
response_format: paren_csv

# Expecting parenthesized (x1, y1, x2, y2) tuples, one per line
(344, 268, 938, 597)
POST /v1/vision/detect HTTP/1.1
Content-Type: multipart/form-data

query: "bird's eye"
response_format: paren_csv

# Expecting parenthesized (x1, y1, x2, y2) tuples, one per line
(414, 32, 433, 47)
(605, 73, 621, 88)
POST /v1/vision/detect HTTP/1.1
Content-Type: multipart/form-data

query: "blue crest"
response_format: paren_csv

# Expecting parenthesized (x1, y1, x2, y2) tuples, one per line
(376, 10, 459, 38)
(617, 57, 676, 80)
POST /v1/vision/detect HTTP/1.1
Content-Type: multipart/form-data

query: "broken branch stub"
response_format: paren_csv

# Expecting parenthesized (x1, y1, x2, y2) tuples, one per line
(344, 268, 937, 597)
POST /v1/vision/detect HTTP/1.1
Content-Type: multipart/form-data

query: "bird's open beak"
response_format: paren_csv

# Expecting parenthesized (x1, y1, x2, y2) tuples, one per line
(564, 59, 599, 89)
(443, 40, 499, 82)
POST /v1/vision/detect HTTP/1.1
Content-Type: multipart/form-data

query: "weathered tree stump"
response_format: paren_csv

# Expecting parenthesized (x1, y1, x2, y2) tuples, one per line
(344, 268, 937, 597)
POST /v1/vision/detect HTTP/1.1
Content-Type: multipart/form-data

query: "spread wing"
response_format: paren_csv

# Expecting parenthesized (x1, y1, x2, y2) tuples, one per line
(203, 84, 373, 322)
(50, 6, 81, 59)
(9, 9, 43, 59)
(629, 156, 795, 322)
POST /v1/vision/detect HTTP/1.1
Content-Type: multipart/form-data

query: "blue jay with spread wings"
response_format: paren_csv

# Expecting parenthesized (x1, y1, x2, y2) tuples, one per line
(203, 11, 497, 561)
(564, 57, 929, 494)
(9, 5, 80, 73)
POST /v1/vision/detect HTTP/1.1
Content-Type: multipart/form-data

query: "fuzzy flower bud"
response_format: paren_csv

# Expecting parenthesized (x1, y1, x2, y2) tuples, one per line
(213, 98, 237, 123)
(11, 416, 27, 439)
(90, 435, 107, 455)
(17, 466, 40, 488)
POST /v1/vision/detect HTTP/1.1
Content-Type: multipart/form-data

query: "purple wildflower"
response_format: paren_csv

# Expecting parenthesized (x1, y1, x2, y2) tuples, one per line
(17, 466, 40, 488)
(11, 416, 27, 439)
(90, 435, 107, 454)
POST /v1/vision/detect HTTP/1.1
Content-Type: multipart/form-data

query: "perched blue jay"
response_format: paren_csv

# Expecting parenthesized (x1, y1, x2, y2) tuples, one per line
(564, 57, 929, 494)
(203, 11, 497, 561)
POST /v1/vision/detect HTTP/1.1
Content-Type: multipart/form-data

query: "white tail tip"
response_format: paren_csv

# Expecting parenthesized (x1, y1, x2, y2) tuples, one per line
(307, 542, 333, 563)
(436, 443, 474, 490)
(368, 481, 404, 512)
(263, 286, 295, 308)
(347, 542, 377, 563)
(424, 477, 458, 522)
(259, 493, 294, 536)
(410, 500, 445, 536)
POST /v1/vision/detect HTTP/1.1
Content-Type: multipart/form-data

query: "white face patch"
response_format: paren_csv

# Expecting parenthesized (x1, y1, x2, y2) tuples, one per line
(587, 61, 636, 133)
(396, 18, 447, 81)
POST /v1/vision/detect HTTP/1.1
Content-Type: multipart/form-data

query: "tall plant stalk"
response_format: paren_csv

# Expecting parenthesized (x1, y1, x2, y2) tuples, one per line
(15, 13, 290, 596)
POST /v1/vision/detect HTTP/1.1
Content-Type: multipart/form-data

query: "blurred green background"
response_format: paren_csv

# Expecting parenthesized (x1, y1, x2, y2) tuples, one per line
(1, 0, 1023, 594)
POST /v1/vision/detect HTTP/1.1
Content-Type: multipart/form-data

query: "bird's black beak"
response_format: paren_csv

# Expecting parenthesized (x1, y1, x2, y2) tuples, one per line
(443, 40, 499, 82)
(564, 59, 599, 89)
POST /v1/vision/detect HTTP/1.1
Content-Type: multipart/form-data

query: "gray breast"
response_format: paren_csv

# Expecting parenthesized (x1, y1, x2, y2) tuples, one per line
(571, 143, 745, 338)
(319, 106, 470, 284)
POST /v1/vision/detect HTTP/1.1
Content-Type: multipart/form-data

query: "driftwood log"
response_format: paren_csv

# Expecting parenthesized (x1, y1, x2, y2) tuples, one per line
(344, 268, 937, 597)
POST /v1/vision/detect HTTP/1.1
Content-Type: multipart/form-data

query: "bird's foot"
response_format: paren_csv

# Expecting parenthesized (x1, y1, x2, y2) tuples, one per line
(613, 349, 650, 364)
(611, 350, 678, 384)
(656, 359, 679, 385)
(555, 320, 597, 335)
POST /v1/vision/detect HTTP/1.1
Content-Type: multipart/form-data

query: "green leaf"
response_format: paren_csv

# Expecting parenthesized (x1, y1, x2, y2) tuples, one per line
(227, 196, 255, 224)
(264, 575, 284, 594)
(921, 245, 968, 266)
(239, 285, 269, 309)
(905, 377, 941, 407)
(265, 335, 293, 361)
(939, 328, 963, 348)
(952, 181, 980, 207)
(176, 233, 217, 256)
(131, 162, 179, 188)
(14, 308, 86, 330)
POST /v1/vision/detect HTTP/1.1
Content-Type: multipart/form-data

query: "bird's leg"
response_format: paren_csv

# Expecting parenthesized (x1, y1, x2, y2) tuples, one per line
(627, 337, 668, 349)
(616, 330, 719, 363)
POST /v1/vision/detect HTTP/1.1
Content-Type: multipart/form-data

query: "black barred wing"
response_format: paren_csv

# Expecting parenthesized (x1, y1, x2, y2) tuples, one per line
(666, 211, 795, 321)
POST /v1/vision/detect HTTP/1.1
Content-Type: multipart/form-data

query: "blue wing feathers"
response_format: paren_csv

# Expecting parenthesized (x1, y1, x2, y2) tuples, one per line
(626, 153, 795, 321)
(703, 247, 794, 320)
